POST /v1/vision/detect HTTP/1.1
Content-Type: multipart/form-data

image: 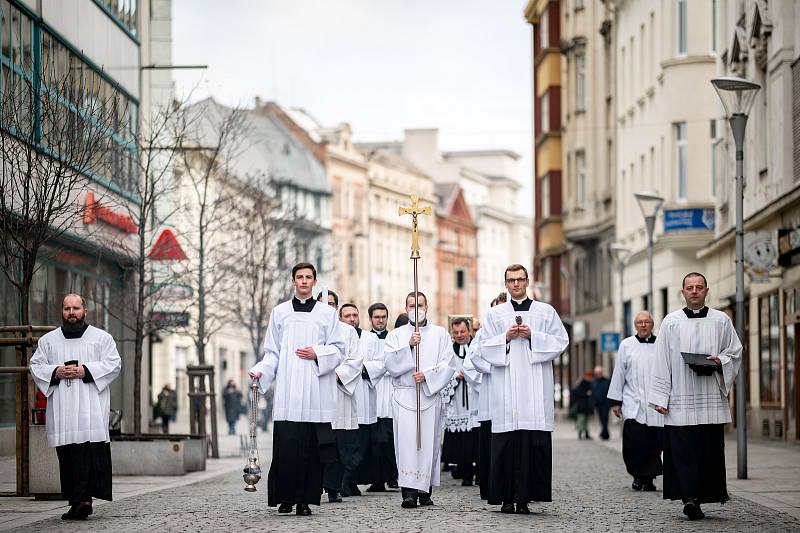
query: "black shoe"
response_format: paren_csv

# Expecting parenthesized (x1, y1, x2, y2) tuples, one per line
(327, 491, 342, 503)
(277, 503, 293, 514)
(367, 483, 386, 492)
(61, 505, 84, 521)
(401, 496, 418, 508)
(419, 495, 434, 506)
(642, 481, 657, 492)
(631, 479, 643, 491)
(682, 500, 705, 520)
(388, 480, 399, 489)
(461, 479, 474, 486)
(516, 503, 531, 514)
(75, 503, 92, 519)
(442, 463, 451, 472)
(500, 503, 515, 514)
(296, 503, 312, 516)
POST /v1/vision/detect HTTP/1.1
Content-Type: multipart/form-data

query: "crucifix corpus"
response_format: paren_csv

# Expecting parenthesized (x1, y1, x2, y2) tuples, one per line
(399, 194, 432, 449)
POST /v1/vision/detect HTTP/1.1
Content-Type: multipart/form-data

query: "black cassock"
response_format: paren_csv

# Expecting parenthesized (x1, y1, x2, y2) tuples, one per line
(622, 419, 663, 481)
(268, 421, 336, 507)
(56, 441, 113, 505)
(487, 430, 552, 505)
(663, 424, 728, 504)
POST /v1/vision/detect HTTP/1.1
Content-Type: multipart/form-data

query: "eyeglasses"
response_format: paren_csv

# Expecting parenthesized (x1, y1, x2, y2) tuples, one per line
(634, 321, 653, 325)
(505, 277, 528, 284)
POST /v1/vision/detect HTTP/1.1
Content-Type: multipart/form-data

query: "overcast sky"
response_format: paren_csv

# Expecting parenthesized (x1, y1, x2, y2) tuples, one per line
(172, 0, 534, 213)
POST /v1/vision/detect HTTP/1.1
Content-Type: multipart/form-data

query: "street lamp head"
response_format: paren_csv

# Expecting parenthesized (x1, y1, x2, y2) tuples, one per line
(609, 243, 630, 265)
(711, 76, 760, 117)
(634, 191, 665, 220)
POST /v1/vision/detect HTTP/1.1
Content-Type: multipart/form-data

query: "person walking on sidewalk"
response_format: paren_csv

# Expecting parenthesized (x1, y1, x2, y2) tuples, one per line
(607, 311, 664, 492)
(648, 272, 742, 521)
(592, 366, 612, 440)
(156, 384, 178, 434)
(571, 371, 594, 440)
(223, 380, 244, 435)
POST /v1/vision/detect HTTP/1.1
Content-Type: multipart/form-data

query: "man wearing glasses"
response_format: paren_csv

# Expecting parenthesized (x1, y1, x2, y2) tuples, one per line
(480, 264, 569, 514)
(607, 311, 664, 492)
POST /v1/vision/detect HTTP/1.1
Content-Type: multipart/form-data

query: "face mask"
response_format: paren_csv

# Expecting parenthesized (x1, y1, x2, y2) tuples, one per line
(408, 307, 426, 323)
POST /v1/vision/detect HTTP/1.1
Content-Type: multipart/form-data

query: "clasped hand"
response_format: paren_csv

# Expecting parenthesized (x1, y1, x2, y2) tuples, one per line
(56, 365, 85, 380)
(295, 346, 317, 360)
(506, 324, 531, 342)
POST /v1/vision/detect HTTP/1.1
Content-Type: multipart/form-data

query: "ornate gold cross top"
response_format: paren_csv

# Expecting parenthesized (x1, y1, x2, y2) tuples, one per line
(398, 195, 432, 259)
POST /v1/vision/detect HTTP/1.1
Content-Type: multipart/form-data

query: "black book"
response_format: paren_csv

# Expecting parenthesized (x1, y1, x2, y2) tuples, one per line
(680, 352, 717, 367)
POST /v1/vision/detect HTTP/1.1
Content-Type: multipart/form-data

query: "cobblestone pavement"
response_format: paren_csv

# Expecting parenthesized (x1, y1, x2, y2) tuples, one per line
(11, 432, 800, 533)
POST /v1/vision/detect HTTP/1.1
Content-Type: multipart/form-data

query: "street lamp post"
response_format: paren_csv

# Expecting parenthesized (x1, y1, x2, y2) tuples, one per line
(712, 76, 760, 480)
(609, 243, 631, 336)
(634, 192, 665, 314)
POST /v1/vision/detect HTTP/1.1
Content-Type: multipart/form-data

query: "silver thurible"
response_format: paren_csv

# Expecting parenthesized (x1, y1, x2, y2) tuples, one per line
(243, 379, 262, 492)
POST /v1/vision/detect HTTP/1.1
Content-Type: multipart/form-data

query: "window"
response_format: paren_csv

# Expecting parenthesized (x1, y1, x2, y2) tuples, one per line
(540, 8, 549, 50)
(94, 0, 138, 36)
(540, 174, 550, 218)
(710, 119, 719, 198)
(575, 51, 586, 112)
(455, 269, 465, 290)
(677, 0, 688, 55)
(623, 300, 632, 337)
(643, 294, 650, 313)
(759, 293, 781, 404)
(575, 0, 584, 8)
(541, 91, 550, 134)
(661, 287, 668, 321)
(0, 1, 139, 193)
(576, 150, 586, 207)
(675, 122, 688, 201)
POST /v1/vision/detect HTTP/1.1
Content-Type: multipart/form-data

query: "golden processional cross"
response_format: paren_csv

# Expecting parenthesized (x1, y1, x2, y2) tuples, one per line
(398, 195, 432, 449)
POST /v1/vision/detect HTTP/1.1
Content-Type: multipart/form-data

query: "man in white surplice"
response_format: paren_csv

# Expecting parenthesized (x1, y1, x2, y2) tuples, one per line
(385, 291, 454, 509)
(607, 310, 665, 492)
(364, 302, 398, 491)
(249, 262, 345, 517)
(647, 272, 742, 521)
(318, 292, 363, 503)
(440, 317, 480, 486)
(29, 294, 121, 521)
(481, 264, 569, 514)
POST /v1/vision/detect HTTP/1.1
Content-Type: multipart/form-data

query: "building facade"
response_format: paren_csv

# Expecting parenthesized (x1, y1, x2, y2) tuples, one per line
(559, 0, 617, 381)
(613, 0, 718, 334)
(700, 0, 800, 441)
(0, 0, 149, 438)
(434, 183, 478, 327)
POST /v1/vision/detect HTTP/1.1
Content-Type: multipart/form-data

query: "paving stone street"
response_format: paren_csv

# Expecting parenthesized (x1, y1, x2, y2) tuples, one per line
(9, 424, 800, 533)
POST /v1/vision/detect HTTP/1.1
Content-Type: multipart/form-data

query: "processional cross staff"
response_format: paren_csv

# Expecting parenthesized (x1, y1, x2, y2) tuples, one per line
(399, 195, 432, 449)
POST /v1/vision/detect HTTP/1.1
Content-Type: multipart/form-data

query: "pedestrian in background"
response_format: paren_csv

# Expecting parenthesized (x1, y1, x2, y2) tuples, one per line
(223, 380, 243, 435)
(571, 371, 594, 440)
(156, 384, 178, 434)
(592, 366, 612, 440)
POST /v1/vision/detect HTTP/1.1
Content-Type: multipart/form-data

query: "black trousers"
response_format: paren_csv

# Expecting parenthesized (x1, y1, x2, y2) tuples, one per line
(596, 406, 610, 439)
(441, 428, 479, 482)
(477, 420, 492, 499)
(662, 424, 728, 504)
(358, 417, 398, 484)
(268, 421, 336, 507)
(323, 428, 367, 492)
(487, 430, 552, 505)
(622, 419, 663, 481)
(56, 442, 113, 506)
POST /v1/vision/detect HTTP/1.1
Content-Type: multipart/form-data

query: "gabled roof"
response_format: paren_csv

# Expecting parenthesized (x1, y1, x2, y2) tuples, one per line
(435, 182, 475, 227)
(184, 98, 329, 194)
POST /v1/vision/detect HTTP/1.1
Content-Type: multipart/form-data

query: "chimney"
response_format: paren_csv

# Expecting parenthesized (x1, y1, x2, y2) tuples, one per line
(402, 128, 439, 176)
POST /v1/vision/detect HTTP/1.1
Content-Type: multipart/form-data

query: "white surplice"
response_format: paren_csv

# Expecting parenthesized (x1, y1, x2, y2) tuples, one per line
(442, 341, 480, 432)
(372, 330, 393, 419)
(607, 336, 665, 427)
(467, 328, 492, 424)
(385, 322, 454, 491)
(30, 326, 122, 447)
(481, 300, 569, 433)
(332, 322, 364, 430)
(250, 299, 345, 423)
(647, 307, 743, 426)
(354, 330, 385, 425)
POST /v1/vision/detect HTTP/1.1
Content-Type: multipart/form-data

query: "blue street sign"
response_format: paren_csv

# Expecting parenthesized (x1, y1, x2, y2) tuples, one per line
(599, 332, 621, 353)
(663, 208, 715, 232)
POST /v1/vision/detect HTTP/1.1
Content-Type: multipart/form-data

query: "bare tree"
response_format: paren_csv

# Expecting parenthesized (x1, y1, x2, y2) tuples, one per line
(0, 55, 124, 324)
(177, 102, 249, 365)
(222, 175, 298, 360)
